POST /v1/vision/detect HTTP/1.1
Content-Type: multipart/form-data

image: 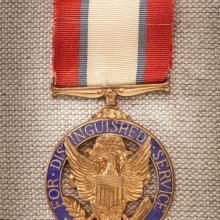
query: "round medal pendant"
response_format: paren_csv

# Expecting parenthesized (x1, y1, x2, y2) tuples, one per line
(46, 106, 174, 220)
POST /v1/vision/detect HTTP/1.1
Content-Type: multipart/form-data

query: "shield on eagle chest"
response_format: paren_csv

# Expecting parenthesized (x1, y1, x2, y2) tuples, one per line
(96, 175, 123, 208)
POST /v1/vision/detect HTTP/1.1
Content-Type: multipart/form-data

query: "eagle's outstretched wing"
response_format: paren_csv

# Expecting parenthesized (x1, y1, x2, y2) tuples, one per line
(121, 137, 151, 202)
(64, 137, 100, 202)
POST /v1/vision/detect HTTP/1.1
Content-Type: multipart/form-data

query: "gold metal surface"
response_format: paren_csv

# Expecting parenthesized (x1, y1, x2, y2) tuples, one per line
(92, 106, 131, 121)
(51, 79, 169, 105)
(64, 134, 152, 220)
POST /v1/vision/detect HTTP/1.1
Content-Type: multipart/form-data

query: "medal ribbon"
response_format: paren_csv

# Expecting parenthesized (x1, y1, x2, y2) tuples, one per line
(53, 0, 174, 87)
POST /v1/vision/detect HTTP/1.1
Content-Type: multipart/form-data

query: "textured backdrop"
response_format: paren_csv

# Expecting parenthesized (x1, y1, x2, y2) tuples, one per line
(0, 0, 219, 220)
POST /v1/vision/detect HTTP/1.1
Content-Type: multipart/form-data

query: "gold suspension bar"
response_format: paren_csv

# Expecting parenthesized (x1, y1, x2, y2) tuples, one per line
(51, 78, 170, 100)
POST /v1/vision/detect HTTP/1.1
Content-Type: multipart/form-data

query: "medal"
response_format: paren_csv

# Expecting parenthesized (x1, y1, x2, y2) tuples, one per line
(46, 0, 174, 220)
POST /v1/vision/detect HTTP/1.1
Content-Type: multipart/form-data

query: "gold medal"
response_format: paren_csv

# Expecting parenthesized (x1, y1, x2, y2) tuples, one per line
(46, 0, 174, 219)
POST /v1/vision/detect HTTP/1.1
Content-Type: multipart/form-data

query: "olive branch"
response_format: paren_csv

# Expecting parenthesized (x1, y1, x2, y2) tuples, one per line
(63, 197, 87, 220)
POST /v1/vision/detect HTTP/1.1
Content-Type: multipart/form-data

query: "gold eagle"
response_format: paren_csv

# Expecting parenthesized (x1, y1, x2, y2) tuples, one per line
(64, 134, 152, 220)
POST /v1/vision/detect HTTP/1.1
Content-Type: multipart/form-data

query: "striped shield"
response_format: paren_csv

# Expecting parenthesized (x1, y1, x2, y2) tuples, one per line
(95, 175, 123, 209)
